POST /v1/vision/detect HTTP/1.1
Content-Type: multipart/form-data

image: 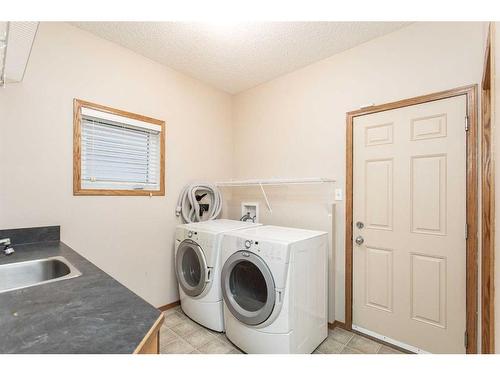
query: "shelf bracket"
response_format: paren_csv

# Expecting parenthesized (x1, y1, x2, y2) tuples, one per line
(259, 183, 273, 213)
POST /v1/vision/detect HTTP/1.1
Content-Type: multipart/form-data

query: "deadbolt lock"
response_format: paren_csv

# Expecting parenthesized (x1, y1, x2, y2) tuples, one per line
(356, 221, 364, 229)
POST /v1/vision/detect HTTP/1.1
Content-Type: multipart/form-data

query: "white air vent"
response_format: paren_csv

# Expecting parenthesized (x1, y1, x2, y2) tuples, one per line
(0, 22, 39, 85)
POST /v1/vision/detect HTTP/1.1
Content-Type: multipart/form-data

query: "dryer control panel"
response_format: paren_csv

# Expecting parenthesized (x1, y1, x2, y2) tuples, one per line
(236, 238, 288, 263)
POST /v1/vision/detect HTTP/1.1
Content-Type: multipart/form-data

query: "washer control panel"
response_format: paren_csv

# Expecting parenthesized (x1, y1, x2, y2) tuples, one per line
(183, 229, 211, 250)
(186, 230, 198, 240)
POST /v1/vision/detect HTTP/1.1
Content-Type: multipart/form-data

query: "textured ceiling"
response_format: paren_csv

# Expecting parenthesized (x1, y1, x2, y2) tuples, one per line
(72, 22, 410, 94)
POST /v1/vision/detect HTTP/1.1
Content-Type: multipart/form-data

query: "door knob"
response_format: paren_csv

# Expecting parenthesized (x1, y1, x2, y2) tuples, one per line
(355, 236, 364, 245)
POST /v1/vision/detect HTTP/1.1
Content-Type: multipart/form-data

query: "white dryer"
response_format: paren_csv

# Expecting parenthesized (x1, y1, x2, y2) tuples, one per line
(175, 219, 261, 332)
(220, 225, 328, 353)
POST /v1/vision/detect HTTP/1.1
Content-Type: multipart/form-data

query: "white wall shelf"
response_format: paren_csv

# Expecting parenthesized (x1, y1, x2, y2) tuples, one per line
(216, 177, 335, 187)
(216, 177, 336, 213)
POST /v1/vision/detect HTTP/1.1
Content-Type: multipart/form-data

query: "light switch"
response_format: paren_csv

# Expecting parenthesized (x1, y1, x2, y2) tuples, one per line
(334, 188, 343, 201)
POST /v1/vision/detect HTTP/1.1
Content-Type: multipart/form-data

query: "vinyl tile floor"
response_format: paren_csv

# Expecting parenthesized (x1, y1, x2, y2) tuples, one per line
(160, 306, 405, 354)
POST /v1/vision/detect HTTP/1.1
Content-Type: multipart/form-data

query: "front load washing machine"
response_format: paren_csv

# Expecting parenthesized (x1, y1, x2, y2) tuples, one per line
(220, 225, 328, 353)
(174, 219, 261, 332)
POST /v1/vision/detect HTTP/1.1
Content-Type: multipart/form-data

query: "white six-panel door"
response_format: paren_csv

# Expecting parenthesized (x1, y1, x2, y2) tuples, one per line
(352, 95, 467, 353)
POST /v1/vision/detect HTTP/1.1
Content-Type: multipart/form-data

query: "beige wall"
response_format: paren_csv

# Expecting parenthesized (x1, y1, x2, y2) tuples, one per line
(0, 22, 233, 307)
(0, 22, 489, 330)
(229, 22, 485, 323)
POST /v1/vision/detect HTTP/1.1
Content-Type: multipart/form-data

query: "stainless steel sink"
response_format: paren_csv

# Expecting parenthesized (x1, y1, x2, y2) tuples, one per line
(0, 256, 82, 294)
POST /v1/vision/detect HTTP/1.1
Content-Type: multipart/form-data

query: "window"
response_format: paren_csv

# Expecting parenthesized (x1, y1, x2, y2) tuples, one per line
(73, 99, 165, 196)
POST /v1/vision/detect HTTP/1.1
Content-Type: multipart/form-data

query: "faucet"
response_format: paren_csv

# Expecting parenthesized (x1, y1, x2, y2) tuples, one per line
(240, 212, 256, 223)
(0, 238, 15, 255)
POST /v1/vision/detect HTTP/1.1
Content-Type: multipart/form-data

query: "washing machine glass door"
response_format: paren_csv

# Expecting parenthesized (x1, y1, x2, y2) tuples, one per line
(176, 239, 209, 297)
(222, 251, 275, 326)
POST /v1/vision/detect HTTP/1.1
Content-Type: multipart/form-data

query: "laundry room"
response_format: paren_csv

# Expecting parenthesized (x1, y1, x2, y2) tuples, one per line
(1, 1, 500, 373)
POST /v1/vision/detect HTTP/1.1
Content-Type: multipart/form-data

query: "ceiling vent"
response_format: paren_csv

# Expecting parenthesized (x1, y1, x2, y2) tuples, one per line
(0, 22, 39, 86)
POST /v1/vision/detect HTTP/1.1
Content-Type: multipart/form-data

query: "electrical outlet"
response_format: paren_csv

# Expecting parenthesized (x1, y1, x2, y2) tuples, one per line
(334, 188, 343, 201)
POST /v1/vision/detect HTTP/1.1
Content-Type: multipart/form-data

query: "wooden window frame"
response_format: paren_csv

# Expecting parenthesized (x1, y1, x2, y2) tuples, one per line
(73, 99, 166, 196)
(344, 85, 478, 353)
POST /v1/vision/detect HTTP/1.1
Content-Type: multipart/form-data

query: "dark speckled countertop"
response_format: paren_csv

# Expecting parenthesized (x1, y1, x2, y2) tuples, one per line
(0, 227, 162, 354)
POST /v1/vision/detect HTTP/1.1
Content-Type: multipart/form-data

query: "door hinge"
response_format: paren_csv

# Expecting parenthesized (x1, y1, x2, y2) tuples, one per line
(465, 116, 469, 132)
(464, 331, 468, 348)
(465, 223, 468, 239)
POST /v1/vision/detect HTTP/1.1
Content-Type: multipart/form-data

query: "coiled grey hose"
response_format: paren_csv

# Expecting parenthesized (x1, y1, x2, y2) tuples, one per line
(176, 183, 223, 223)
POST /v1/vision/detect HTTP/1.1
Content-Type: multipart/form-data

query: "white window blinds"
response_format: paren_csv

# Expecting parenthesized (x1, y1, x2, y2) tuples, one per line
(80, 107, 161, 191)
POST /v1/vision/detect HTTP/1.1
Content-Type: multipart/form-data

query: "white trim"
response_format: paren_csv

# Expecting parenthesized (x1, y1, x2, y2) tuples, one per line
(351, 324, 430, 354)
(81, 180, 160, 191)
(81, 107, 161, 132)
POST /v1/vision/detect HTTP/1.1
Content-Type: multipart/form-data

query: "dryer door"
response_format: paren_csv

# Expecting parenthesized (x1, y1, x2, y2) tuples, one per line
(221, 251, 276, 326)
(176, 239, 209, 297)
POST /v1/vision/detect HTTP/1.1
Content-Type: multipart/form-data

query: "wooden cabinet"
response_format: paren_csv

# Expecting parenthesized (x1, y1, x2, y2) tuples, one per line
(134, 314, 164, 354)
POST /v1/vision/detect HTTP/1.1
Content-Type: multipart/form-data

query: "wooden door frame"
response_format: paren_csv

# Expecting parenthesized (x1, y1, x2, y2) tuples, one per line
(345, 84, 478, 354)
(481, 23, 495, 354)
